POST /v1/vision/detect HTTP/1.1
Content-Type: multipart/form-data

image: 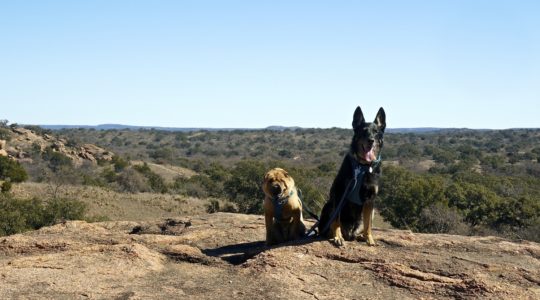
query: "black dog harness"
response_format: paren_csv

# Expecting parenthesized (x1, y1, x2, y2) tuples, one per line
(272, 190, 294, 221)
(312, 153, 382, 237)
(346, 154, 381, 205)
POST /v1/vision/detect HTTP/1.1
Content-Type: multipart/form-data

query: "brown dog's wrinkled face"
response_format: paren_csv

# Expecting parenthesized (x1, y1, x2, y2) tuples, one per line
(351, 107, 386, 164)
(263, 168, 295, 198)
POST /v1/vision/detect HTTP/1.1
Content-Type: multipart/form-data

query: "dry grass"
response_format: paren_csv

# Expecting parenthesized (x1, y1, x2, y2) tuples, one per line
(131, 160, 197, 183)
(11, 182, 393, 230)
(11, 182, 208, 221)
(373, 210, 393, 229)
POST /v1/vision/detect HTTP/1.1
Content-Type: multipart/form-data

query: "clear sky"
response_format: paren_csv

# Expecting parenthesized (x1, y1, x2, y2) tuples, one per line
(1, 1, 539, 129)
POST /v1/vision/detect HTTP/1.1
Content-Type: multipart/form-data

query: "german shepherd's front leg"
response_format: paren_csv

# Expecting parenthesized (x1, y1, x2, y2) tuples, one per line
(361, 200, 376, 246)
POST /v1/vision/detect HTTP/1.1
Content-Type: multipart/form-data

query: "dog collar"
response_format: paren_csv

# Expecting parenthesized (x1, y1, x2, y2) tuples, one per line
(349, 152, 381, 173)
(346, 153, 382, 206)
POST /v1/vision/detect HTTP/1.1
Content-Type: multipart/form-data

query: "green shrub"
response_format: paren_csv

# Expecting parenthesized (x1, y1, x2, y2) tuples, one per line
(147, 172, 168, 193)
(0, 194, 87, 236)
(223, 160, 268, 214)
(494, 196, 540, 229)
(0, 156, 28, 183)
(1, 181, 12, 193)
(42, 147, 72, 172)
(378, 165, 446, 231)
(112, 155, 129, 172)
(42, 198, 87, 225)
(101, 167, 117, 183)
(133, 163, 168, 193)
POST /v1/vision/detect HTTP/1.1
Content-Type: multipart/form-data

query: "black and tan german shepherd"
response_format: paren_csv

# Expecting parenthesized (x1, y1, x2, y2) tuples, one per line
(319, 106, 386, 246)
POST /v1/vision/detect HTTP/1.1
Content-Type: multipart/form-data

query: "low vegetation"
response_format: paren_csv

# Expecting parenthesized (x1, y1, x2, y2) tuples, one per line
(1, 121, 539, 242)
(0, 193, 86, 236)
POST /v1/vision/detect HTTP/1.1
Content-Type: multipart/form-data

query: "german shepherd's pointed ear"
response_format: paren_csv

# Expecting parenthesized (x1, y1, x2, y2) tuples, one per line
(374, 107, 386, 132)
(352, 106, 365, 129)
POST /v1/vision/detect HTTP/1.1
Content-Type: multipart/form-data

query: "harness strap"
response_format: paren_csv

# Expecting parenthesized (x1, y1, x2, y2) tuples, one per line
(319, 177, 356, 236)
(317, 153, 381, 237)
(272, 190, 293, 221)
(297, 189, 322, 237)
(297, 189, 320, 221)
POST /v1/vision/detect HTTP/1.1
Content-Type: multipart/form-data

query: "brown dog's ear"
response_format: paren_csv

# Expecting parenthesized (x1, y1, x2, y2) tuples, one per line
(374, 107, 386, 132)
(352, 106, 365, 129)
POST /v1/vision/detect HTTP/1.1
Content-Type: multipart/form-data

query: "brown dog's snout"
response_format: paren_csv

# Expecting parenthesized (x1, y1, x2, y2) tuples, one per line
(270, 184, 282, 195)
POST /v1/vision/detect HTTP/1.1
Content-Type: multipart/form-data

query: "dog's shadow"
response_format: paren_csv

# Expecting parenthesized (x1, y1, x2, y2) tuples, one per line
(202, 236, 322, 265)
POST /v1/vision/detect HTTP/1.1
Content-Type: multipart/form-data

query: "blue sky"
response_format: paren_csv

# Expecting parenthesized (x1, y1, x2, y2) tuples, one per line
(1, 1, 539, 129)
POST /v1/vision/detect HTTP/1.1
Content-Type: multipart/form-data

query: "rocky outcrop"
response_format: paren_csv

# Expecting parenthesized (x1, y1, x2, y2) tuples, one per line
(80, 143, 114, 162)
(1, 213, 539, 299)
(6, 127, 113, 165)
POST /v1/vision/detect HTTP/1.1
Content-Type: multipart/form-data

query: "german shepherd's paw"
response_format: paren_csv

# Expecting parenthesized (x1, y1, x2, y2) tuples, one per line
(331, 236, 345, 247)
(365, 235, 376, 246)
(356, 232, 376, 246)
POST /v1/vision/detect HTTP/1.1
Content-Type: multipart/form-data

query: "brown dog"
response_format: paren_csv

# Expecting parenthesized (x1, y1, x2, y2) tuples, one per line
(262, 168, 306, 246)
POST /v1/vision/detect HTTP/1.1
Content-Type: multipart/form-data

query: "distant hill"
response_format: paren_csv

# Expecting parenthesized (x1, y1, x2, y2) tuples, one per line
(39, 124, 231, 132)
(39, 124, 453, 133)
(386, 128, 469, 133)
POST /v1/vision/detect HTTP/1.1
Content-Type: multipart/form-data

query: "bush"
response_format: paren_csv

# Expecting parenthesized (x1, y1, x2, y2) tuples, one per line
(150, 147, 175, 162)
(43, 197, 87, 225)
(207, 199, 220, 213)
(223, 160, 268, 214)
(116, 168, 150, 193)
(42, 147, 72, 172)
(0, 128, 11, 141)
(515, 219, 540, 242)
(446, 182, 501, 227)
(418, 203, 469, 234)
(112, 155, 129, 172)
(1, 181, 12, 193)
(0, 194, 87, 236)
(146, 172, 168, 193)
(378, 165, 446, 231)
(206, 199, 236, 214)
(287, 167, 328, 216)
(133, 163, 168, 193)
(0, 156, 28, 183)
(493, 196, 540, 229)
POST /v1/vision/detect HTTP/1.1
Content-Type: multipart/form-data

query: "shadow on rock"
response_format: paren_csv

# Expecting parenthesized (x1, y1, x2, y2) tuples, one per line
(203, 236, 322, 265)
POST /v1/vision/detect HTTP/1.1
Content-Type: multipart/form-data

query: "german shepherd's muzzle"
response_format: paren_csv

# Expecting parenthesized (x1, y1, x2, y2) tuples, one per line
(319, 106, 386, 246)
